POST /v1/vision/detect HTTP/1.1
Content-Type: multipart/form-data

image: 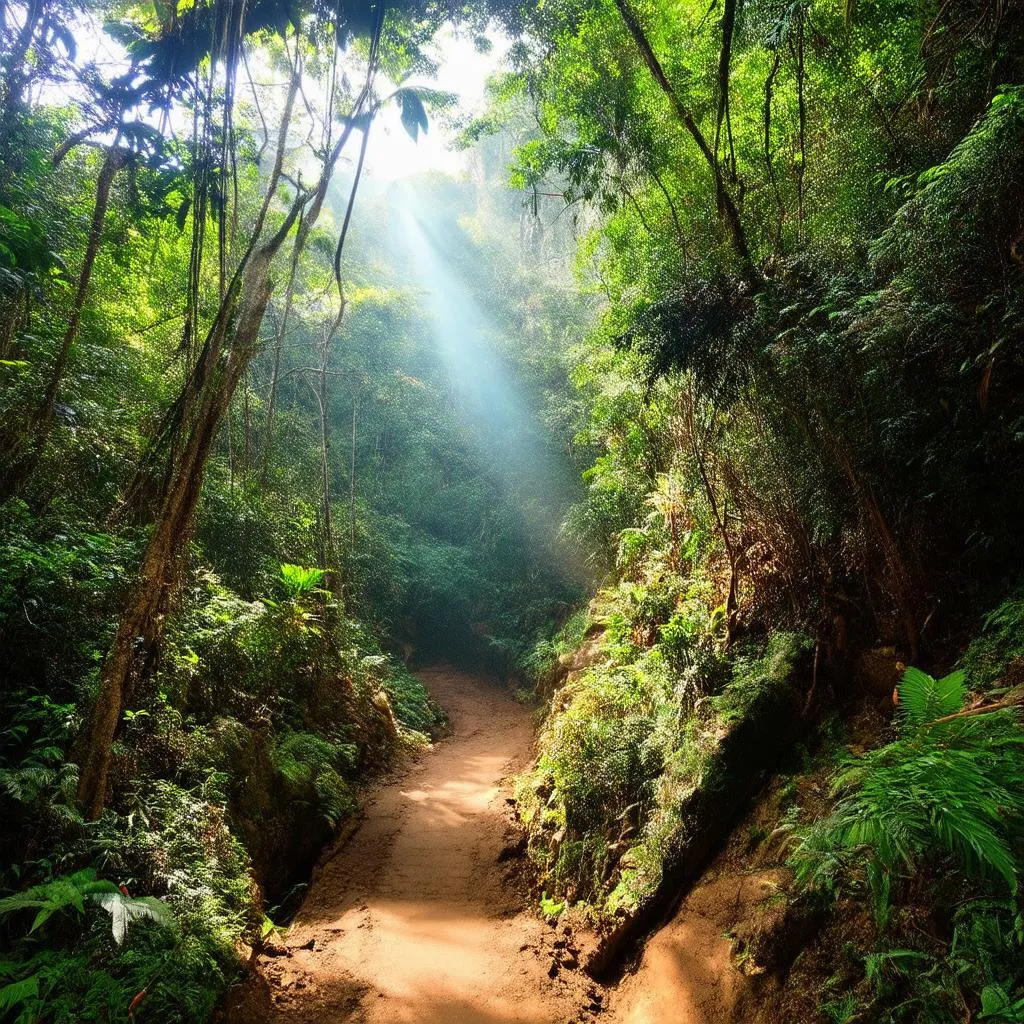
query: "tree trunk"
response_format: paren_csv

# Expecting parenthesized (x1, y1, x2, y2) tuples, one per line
(0, 0, 43, 190)
(714, 0, 738, 167)
(349, 392, 358, 550)
(74, 21, 385, 817)
(0, 147, 125, 501)
(683, 395, 740, 643)
(260, 70, 375, 484)
(613, 0, 759, 288)
(76, 208, 300, 819)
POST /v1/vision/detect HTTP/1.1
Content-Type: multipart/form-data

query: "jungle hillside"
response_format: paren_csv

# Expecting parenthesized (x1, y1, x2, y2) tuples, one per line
(1, 0, 1023, 1021)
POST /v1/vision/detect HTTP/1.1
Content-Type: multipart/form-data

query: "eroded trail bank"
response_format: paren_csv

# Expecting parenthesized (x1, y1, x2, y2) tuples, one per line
(227, 666, 749, 1024)
(227, 667, 601, 1023)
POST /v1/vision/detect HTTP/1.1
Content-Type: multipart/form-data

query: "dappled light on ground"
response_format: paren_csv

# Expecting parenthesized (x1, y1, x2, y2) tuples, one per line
(228, 668, 598, 1023)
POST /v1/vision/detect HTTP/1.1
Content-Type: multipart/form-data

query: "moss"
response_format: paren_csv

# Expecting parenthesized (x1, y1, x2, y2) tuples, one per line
(962, 588, 1024, 692)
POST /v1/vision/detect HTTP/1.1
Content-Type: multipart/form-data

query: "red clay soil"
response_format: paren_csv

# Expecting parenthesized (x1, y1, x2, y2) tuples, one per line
(225, 667, 747, 1024)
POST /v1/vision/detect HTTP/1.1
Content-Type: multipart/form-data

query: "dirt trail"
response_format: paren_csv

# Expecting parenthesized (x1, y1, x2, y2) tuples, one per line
(227, 666, 745, 1024)
(228, 667, 600, 1023)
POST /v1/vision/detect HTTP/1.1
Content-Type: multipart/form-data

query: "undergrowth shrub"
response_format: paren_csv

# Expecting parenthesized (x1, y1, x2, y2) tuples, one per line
(272, 731, 358, 827)
(963, 590, 1024, 692)
(785, 656, 1024, 1022)
(856, 897, 1024, 1024)
(0, 503, 138, 699)
(789, 666, 1024, 927)
(0, 694, 82, 878)
(518, 559, 803, 914)
(381, 663, 445, 734)
(522, 606, 590, 684)
(0, 843, 243, 1023)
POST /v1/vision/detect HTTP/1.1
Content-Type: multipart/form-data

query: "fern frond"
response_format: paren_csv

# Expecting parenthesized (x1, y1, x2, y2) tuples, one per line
(897, 665, 966, 729)
(91, 892, 173, 944)
(790, 681, 1024, 926)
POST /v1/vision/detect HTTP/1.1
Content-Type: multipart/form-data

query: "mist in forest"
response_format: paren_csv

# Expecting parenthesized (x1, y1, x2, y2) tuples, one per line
(364, 172, 588, 582)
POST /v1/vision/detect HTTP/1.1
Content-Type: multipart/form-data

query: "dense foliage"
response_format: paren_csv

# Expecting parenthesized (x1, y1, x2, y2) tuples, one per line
(2, 0, 1024, 1017)
(0, 0, 585, 1015)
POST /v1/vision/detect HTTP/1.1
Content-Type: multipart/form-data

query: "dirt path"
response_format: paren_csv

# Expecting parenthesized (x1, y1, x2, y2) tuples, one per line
(228, 667, 601, 1024)
(227, 666, 748, 1024)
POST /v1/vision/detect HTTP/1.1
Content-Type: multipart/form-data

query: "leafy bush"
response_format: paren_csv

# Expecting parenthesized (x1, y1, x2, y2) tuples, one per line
(521, 607, 591, 683)
(963, 590, 1024, 692)
(789, 667, 1024, 927)
(381, 664, 445, 734)
(272, 731, 357, 827)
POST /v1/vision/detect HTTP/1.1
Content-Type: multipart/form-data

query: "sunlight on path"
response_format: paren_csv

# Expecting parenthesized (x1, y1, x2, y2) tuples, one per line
(228, 668, 594, 1023)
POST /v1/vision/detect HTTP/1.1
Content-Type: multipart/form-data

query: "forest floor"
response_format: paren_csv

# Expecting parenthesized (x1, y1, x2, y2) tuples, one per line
(226, 667, 746, 1024)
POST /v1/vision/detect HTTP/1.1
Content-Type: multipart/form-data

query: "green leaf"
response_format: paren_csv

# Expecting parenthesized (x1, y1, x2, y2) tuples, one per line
(91, 891, 174, 944)
(0, 976, 38, 1014)
(396, 89, 429, 142)
(280, 563, 325, 596)
(897, 665, 967, 729)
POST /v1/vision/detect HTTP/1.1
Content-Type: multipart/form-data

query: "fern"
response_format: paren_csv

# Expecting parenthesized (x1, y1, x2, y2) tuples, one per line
(0, 869, 116, 933)
(790, 666, 1024, 925)
(272, 731, 357, 826)
(279, 563, 326, 597)
(0, 869, 172, 944)
(897, 666, 966, 728)
(91, 891, 173, 945)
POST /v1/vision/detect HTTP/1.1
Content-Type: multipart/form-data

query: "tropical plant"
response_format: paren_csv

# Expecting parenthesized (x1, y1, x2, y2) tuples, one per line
(0, 868, 171, 942)
(279, 563, 327, 599)
(789, 667, 1024, 926)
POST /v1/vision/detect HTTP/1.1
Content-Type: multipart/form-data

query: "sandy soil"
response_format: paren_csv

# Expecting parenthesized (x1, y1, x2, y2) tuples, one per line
(226, 666, 746, 1024)
(611, 872, 770, 1024)
(227, 667, 601, 1024)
